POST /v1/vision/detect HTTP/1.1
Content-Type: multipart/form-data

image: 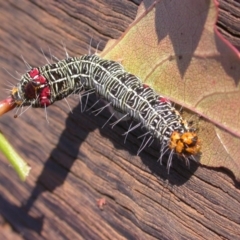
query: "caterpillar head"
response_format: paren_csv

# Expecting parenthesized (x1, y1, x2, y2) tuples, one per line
(169, 131, 201, 156)
(11, 68, 51, 108)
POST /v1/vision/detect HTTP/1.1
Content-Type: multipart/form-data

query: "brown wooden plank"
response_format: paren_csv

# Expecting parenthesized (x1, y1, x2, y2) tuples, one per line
(218, 0, 240, 49)
(0, 0, 240, 240)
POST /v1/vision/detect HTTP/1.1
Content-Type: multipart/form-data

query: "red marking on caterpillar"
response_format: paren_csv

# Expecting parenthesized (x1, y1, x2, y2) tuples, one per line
(29, 68, 40, 78)
(12, 68, 51, 107)
(159, 97, 169, 103)
(9, 54, 201, 172)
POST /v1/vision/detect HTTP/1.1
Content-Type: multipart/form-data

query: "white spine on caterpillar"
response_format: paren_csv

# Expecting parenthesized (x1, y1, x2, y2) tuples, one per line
(11, 54, 201, 171)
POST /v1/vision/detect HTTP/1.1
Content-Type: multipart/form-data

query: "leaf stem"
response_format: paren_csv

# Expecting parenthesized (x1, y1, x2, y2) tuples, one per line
(0, 131, 31, 181)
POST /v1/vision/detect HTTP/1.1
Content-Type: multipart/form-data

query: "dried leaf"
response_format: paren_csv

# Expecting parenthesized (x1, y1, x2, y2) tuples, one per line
(101, 0, 240, 180)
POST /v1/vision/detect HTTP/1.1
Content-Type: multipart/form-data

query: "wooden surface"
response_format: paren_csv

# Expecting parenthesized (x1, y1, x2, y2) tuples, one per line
(0, 1, 240, 239)
(217, 0, 240, 49)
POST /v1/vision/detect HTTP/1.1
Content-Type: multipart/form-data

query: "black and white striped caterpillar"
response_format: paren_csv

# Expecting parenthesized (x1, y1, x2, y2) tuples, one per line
(11, 54, 201, 171)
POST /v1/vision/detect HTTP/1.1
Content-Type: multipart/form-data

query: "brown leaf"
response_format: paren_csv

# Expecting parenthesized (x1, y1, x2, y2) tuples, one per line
(101, 0, 240, 180)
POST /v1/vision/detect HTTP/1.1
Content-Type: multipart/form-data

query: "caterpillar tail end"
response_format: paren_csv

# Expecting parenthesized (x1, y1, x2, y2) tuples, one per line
(169, 131, 201, 157)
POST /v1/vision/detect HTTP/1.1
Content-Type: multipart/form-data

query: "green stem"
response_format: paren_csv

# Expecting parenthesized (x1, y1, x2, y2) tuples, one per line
(0, 131, 31, 181)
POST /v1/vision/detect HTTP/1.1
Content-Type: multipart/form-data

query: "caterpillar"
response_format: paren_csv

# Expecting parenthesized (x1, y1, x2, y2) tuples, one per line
(10, 54, 201, 171)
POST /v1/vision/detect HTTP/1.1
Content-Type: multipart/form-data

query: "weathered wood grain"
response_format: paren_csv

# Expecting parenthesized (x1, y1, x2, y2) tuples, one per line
(0, 1, 239, 240)
(217, 0, 240, 49)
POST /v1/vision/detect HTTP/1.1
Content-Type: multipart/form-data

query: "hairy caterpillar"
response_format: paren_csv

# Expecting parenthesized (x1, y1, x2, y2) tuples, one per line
(10, 54, 201, 171)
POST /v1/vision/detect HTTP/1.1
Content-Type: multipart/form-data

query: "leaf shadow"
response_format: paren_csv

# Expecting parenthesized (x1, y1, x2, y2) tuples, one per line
(142, 0, 210, 77)
(214, 31, 240, 86)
